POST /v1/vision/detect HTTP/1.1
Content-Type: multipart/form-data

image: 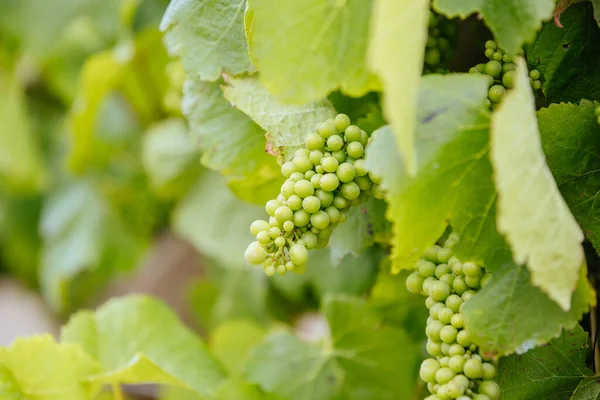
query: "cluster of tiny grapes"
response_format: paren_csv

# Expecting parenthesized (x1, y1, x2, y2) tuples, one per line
(424, 11, 458, 74)
(469, 40, 542, 109)
(406, 233, 500, 400)
(244, 114, 382, 276)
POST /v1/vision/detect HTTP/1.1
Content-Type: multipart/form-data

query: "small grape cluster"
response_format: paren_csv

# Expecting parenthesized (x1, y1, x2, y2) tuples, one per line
(244, 114, 381, 276)
(406, 233, 500, 400)
(424, 11, 457, 74)
(469, 40, 542, 109)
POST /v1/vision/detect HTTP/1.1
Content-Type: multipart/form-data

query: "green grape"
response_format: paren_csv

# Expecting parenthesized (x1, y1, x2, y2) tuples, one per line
(529, 69, 541, 80)
(265, 200, 281, 216)
(269, 227, 281, 238)
(418, 259, 437, 277)
(320, 174, 340, 191)
(302, 196, 321, 213)
(485, 40, 497, 50)
(325, 206, 341, 224)
(425, 48, 441, 65)
(435, 367, 455, 384)
(344, 125, 362, 142)
(464, 358, 483, 379)
(462, 290, 476, 302)
(502, 70, 516, 88)
(440, 325, 458, 344)
(462, 262, 481, 277)
(484, 48, 494, 59)
(333, 195, 348, 210)
(309, 150, 323, 165)
(492, 51, 503, 61)
(281, 161, 295, 178)
(321, 155, 339, 172)
(294, 179, 315, 198)
(420, 358, 441, 383)
(503, 62, 516, 72)
(334, 113, 351, 132)
(407, 271, 425, 294)
(426, 320, 444, 341)
(449, 343, 465, 356)
(429, 302, 444, 319)
(283, 220, 294, 232)
(341, 182, 360, 200)
(289, 172, 304, 182)
(257, 231, 271, 244)
(294, 156, 313, 173)
(301, 231, 318, 249)
(453, 276, 468, 295)
(360, 130, 369, 146)
(289, 243, 308, 265)
(438, 307, 454, 324)
(353, 159, 368, 176)
(435, 263, 451, 278)
(306, 132, 325, 150)
(285, 261, 295, 271)
(485, 61, 502, 78)
(281, 180, 295, 198)
(532, 80, 542, 90)
(287, 194, 303, 211)
(327, 135, 344, 151)
(317, 121, 336, 138)
(488, 85, 506, 103)
(331, 149, 346, 163)
(315, 189, 334, 207)
(293, 210, 310, 227)
(449, 355, 466, 373)
(354, 176, 372, 191)
(450, 313, 465, 329)
(274, 206, 293, 222)
(473, 395, 491, 400)
(457, 330, 472, 347)
(429, 281, 451, 301)
(336, 163, 355, 182)
(310, 211, 330, 230)
(268, 216, 281, 229)
(250, 220, 271, 236)
(305, 170, 316, 180)
(275, 236, 286, 247)
(245, 245, 266, 265)
(465, 275, 481, 288)
(347, 141, 364, 159)
(427, 340, 444, 357)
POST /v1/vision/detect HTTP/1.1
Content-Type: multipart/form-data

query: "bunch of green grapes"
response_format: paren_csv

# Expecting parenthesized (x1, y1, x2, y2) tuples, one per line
(424, 11, 458, 74)
(406, 233, 500, 400)
(244, 114, 383, 276)
(469, 40, 542, 108)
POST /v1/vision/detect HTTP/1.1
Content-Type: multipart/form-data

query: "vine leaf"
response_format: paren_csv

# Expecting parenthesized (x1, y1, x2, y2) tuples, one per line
(0, 335, 100, 400)
(61, 295, 227, 397)
(525, 3, 600, 104)
(490, 58, 585, 311)
(246, 0, 380, 104)
(365, 74, 509, 273)
(497, 325, 592, 400)
(463, 262, 595, 357)
(368, 0, 429, 175)
(160, 0, 253, 80)
(538, 101, 600, 257)
(222, 75, 336, 161)
(433, 0, 554, 55)
(172, 172, 266, 268)
(572, 376, 600, 399)
(182, 77, 282, 203)
(244, 295, 419, 400)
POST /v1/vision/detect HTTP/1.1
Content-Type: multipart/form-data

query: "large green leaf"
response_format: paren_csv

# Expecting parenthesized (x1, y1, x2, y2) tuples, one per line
(221, 76, 336, 161)
(463, 262, 595, 357)
(182, 77, 282, 202)
(61, 295, 226, 397)
(364, 74, 510, 273)
(538, 101, 600, 256)
(433, 0, 554, 55)
(0, 67, 48, 194)
(141, 118, 201, 199)
(172, 172, 265, 268)
(525, 2, 600, 103)
(498, 325, 592, 400)
(39, 182, 147, 312)
(572, 377, 600, 399)
(160, 0, 252, 80)
(245, 296, 419, 400)
(491, 58, 584, 311)
(0, 335, 100, 400)
(368, 0, 429, 175)
(247, 0, 379, 104)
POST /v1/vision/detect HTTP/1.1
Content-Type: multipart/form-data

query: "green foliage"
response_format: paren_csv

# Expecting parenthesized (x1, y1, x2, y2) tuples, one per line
(4, 0, 600, 399)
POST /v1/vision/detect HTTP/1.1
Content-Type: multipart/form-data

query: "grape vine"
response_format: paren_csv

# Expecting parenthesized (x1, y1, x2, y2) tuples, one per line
(245, 114, 382, 276)
(407, 234, 499, 400)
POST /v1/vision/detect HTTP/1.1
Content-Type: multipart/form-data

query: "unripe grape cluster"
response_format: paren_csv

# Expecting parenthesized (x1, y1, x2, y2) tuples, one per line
(244, 114, 382, 276)
(469, 40, 542, 109)
(424, 11, 458, 74)
(406, 233, 500, 400)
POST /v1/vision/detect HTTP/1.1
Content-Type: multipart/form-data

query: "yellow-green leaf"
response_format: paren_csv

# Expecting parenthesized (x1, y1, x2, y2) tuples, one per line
(368, 0, 429, 175)
(490, 58, 585, 311)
